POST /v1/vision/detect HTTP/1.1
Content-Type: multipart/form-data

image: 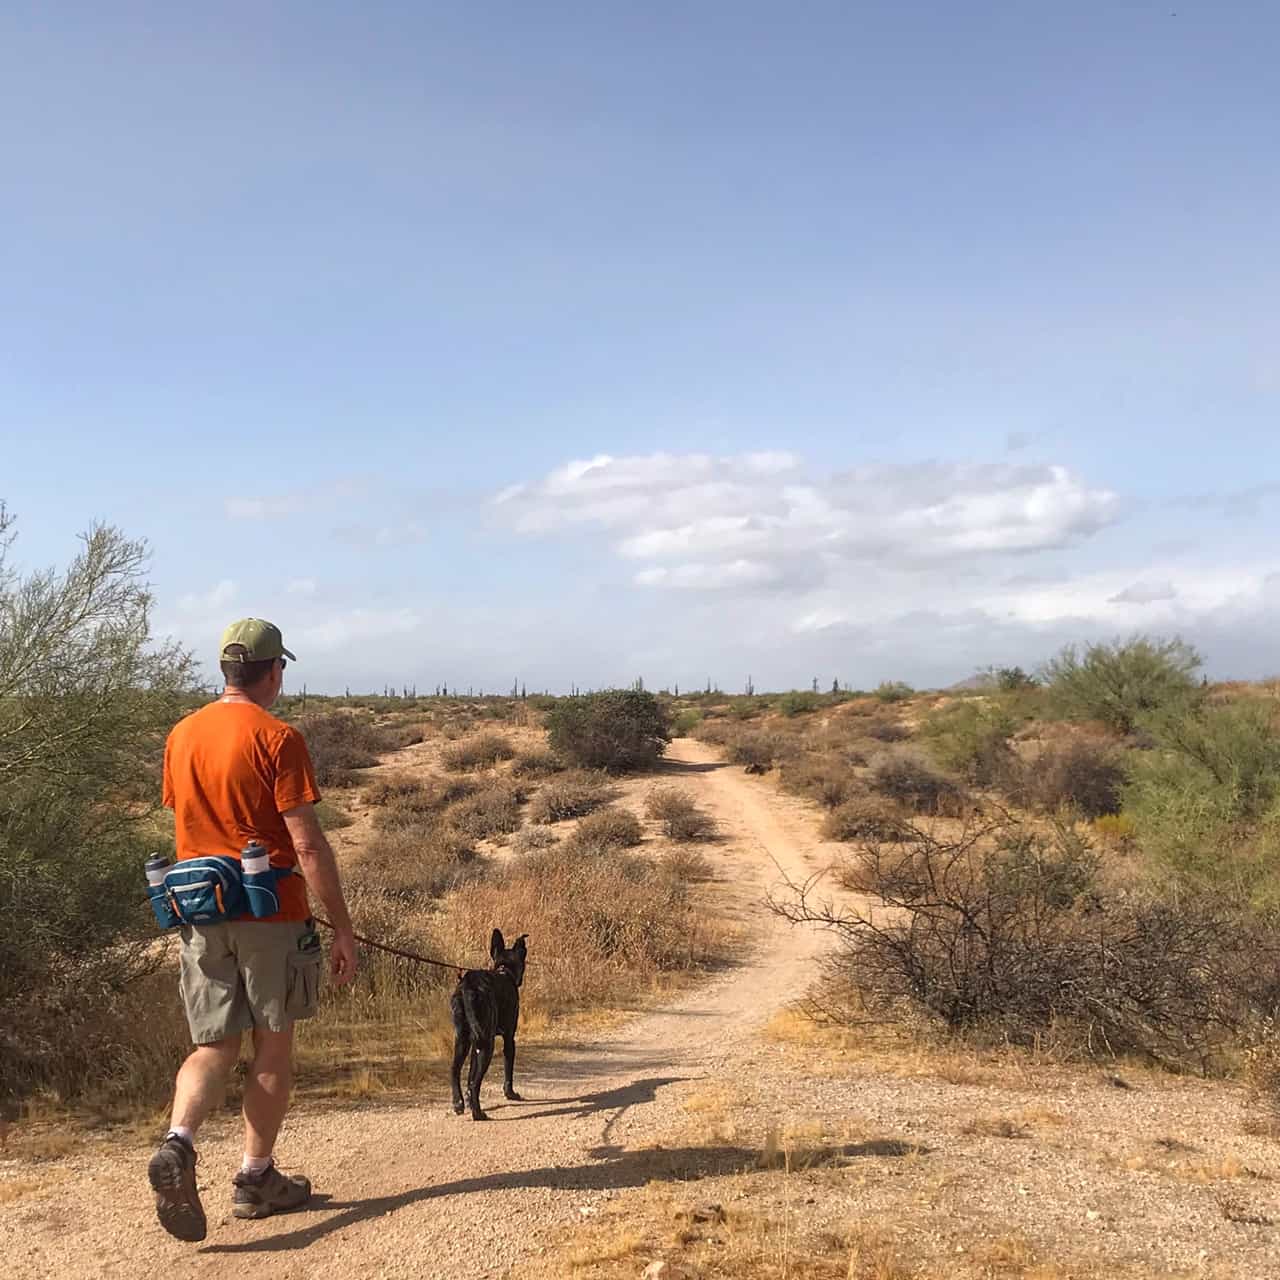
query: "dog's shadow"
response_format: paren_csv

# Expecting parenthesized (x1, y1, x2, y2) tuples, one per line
(482, 1074, 683, 1124)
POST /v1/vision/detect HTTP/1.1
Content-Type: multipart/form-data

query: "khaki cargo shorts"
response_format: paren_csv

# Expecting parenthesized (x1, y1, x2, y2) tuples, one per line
(178, 919, 322, 1044)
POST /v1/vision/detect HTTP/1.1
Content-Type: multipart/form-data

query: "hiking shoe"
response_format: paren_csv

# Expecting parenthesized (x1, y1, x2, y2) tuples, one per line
(231, 1161, 312, 1220)
(148, 1134, 206, 1242)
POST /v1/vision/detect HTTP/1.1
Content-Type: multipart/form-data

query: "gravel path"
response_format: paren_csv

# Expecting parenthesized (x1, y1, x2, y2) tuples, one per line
(0, 739, 832, 1280)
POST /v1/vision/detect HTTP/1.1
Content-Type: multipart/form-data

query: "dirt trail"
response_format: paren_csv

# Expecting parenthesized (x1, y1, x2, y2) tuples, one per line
(1, 740, 835, 1280)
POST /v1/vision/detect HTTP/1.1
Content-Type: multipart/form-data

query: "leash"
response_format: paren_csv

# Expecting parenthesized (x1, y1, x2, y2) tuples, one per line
(313, 915, 469, 975)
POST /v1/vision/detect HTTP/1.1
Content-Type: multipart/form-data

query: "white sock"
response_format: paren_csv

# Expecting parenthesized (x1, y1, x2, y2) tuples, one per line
(241, 1154, 272, 1175)
(166, 1125, 195, 1147)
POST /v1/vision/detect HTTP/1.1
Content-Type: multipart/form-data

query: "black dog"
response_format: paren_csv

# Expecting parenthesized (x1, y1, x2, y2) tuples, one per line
(450, 928, 527, 1121)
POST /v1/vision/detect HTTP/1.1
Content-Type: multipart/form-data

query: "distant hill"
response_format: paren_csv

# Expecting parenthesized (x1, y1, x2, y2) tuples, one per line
(947, 671, 998, 692)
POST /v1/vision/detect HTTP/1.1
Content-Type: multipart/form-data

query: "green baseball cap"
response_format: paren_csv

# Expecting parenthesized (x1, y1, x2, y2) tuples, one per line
(219, 618, 297, 663)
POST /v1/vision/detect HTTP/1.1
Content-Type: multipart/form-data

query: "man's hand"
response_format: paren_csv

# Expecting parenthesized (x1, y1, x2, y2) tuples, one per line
(329, 927, 358, 986)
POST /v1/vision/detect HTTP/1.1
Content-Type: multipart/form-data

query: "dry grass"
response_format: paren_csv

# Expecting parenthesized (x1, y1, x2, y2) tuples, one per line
(443, 779, 523, 840)
(565, 805, 644, 851)
(528, 769, 613, 824)
(440, 731, 516, 772)
(645, 786, 717, 842)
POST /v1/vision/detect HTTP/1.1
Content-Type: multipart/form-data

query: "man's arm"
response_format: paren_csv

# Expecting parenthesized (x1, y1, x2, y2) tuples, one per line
(282, 804, 358, 985)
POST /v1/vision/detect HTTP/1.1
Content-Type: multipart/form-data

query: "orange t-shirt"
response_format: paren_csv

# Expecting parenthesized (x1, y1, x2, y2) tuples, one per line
(162, 701, 320, 923)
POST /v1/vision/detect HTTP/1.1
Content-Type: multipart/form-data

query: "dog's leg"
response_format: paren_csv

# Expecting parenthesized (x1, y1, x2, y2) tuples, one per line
(502, 1032, 522, 1101)
(468, 1039, 494, 1121)
(450, 1032, 470, 1115)
(449, 995, 469, 1114)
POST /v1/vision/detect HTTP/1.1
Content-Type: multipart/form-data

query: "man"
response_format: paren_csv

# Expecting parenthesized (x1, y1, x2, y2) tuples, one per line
(148, 619, 358, 1242)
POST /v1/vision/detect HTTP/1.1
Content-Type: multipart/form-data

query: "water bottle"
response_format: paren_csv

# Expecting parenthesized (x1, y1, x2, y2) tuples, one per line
(241, 840, 281, 918)
(145, 853, 179, 928)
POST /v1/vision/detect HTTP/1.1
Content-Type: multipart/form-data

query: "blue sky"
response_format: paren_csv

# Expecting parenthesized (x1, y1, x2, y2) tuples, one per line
(3, 2, 1278, 692)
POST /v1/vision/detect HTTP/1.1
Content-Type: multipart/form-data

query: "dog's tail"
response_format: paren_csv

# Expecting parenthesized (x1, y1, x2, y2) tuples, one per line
(459, 982, 487, 1045)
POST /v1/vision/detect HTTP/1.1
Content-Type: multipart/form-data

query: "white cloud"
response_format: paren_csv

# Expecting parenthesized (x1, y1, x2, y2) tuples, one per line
(176, 579, 237, 615)
(293, 608, 422, 654)
(496, 452, 1120, 592)
(1109, 580, 1178, 605)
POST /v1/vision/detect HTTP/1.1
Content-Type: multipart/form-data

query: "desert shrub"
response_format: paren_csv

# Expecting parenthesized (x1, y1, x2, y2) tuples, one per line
(662, 845, 713, 882)
(314, 800, 353, 830)
(511, 825, 558, 855)
(566, 806, 644, 851)
(922, 700, 1018, 785)
(1041, 635, 1202, 735)
(778, 690, 820, 717)
(528, 769, 613, 824)
(672, 708, 703, 734)
(1093, 813, 1138, 849)
(780, 755, 854, 809)
(992, 666, 1038, 692)
(0, 512, 202, 1102)
(863, 719, 911, 743)
(645, 787, 717, 841)
(874, 681, 914, 704)
(444, 780, 522, 841)
(869, 749, 969, 817)
(441, 731, 516, 772)
(1124, 699, 1280, 900)
(726, 730, 780, 774)
(362, 820, 480, 899)
(367, 773, 479, 828)
(1023, 738, 1125, 818)
(510, 746, 565, 778)
(822, 795, 908, 843)
(691, 719, 734, 747)
(439, 844, 705, 1009)
(545, 689, 671, 772)
(773, 819, 1280, 1071)
(297, 710, 394, 787)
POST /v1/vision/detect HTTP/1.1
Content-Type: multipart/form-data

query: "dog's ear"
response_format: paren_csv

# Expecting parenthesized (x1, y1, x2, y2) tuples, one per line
(514, 934, 528, 956)
(489, 928, 505, 960)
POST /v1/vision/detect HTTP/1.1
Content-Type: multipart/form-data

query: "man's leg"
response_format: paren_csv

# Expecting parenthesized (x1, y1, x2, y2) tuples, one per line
(231, 1024, 312, 1219)
(242, 1025, 293, 1158)
(151, 924, 246, 1243)
(170, 1035, 242, 1136)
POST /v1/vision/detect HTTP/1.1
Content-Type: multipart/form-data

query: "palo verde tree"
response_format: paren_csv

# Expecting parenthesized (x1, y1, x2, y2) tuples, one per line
(0, 505, 197, 1095)
(1039, 635, 1202, 735)
(545, 688, 672, 772)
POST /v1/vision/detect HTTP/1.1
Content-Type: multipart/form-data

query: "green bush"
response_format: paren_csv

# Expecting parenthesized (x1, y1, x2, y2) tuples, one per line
(545, 689, 671, 772)
(778, 690, 820, 717)
(672, 708, 703, 735)
(1040, 635, 1202, 735)
(0, 511, 198, 1100)
(1124, 699, 1280, 900)
(922, 701, 1017, 785)
(874, 681, 914, 704)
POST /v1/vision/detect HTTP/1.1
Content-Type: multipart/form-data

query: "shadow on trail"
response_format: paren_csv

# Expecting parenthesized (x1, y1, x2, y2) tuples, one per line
(653, 754, 727, 777)
(199, 1135, 930, 1255)
(485, 1075, 687, 1125)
